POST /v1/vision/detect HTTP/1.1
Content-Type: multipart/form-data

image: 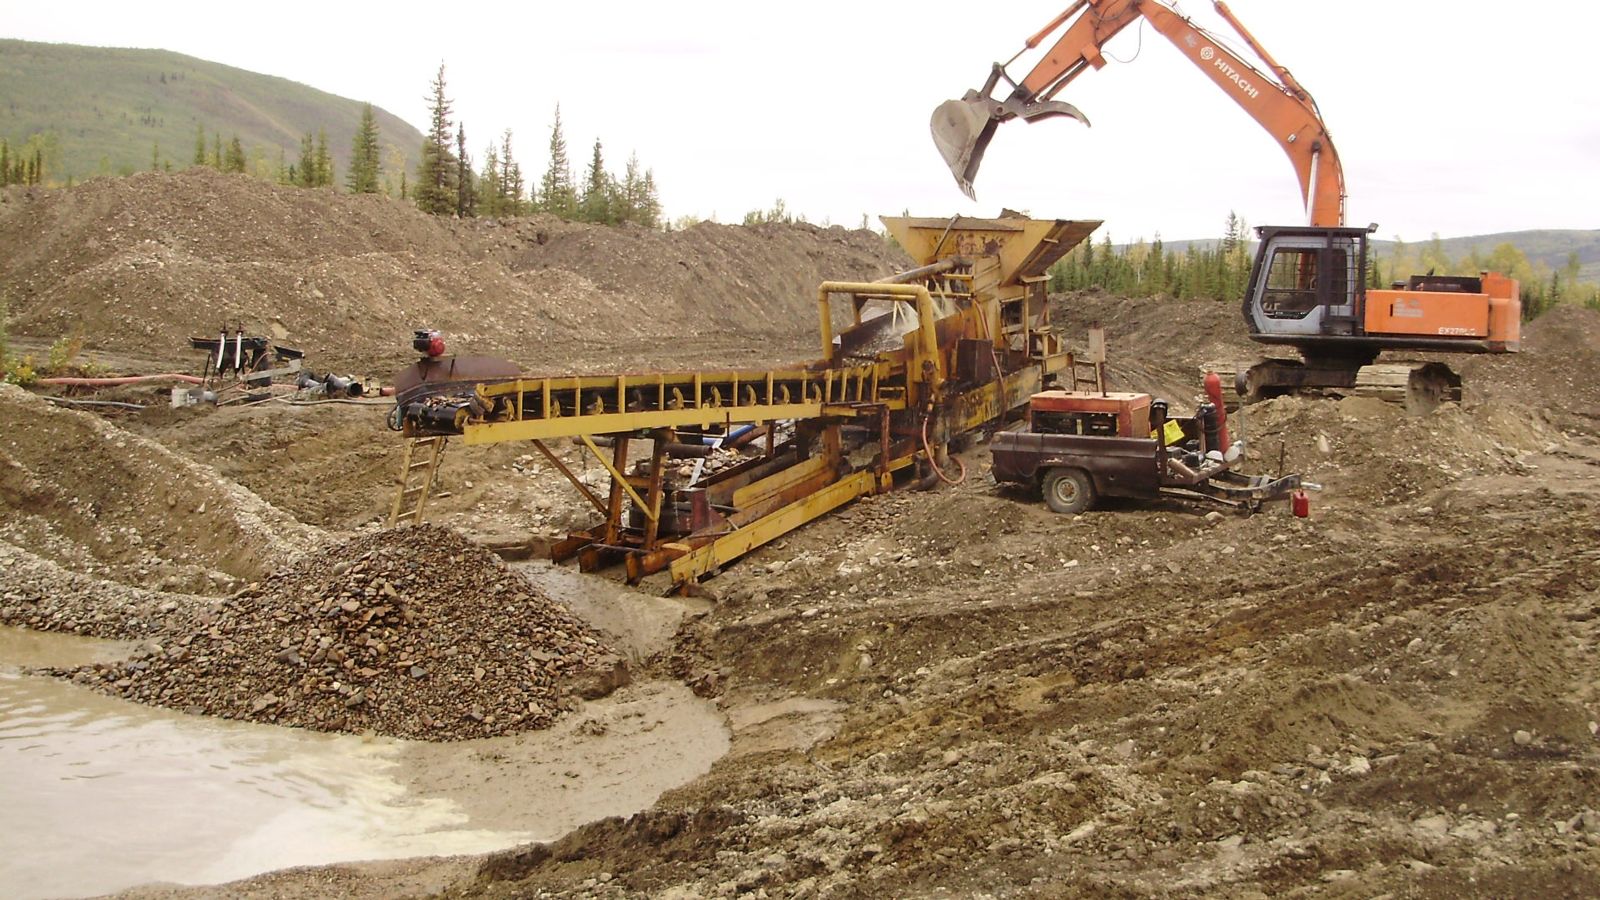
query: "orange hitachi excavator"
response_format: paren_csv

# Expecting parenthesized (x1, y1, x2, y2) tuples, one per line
(932, 0, 1521, 408)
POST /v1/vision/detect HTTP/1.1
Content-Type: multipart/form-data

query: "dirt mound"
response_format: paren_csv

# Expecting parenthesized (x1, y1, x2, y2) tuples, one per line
(1461, 302, 1600, 435)
(0, 171, 906, 374)
(1054, 289, 1253, 402)
(1234, 393, 1559, 504)
(0, 384, 319, 592)
(1057, 292, 1600, 439)
(58, 525, 623, 740)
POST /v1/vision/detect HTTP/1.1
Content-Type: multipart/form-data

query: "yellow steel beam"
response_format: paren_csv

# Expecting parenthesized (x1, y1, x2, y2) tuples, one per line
(730, 453, 832, 509)
(462, 402, 831, 445)
(474, 365, 887, 403)
(945, 368, 1045, 436)
(578, 435, 657, 522)
(669, 470, 877, 586)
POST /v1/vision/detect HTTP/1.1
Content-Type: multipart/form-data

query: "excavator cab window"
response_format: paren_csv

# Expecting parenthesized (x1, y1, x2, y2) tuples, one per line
(1262, 248, 1320, 319)
(1328, 246, 1351, 305)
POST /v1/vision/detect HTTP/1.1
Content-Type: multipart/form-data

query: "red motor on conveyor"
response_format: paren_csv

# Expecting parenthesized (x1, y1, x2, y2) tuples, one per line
(413, 329, 445, 358)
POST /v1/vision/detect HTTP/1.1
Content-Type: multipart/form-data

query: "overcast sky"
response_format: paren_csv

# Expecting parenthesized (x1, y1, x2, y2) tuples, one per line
(11, 1, 1600, 241)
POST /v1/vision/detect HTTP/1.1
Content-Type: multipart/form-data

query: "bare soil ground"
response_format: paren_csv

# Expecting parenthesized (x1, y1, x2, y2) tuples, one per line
(2, 176, 1598, 898)
(0, 170, 900, 375)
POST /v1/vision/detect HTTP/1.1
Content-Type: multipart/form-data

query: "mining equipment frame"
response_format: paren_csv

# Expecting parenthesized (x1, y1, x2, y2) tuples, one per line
(392, 214, 1099, 591)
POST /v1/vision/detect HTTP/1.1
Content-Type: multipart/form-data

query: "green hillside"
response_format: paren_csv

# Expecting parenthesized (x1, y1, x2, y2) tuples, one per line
(1375, 230, 1600, 284)
(0, 39, 423, 186)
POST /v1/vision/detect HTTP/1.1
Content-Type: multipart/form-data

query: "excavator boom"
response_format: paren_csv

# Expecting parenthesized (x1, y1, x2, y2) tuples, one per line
(932, 0, 1346, 227)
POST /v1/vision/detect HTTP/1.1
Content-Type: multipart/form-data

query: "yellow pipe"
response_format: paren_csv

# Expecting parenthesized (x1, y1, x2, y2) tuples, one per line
(817, 281, 942, 394)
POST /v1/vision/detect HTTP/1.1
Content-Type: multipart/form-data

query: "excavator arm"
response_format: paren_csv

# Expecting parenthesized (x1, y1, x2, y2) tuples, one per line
(933, 0, 1346, 227)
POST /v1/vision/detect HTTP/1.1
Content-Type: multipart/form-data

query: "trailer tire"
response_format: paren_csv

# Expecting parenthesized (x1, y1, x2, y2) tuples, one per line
(1041, 467, 1095, 515)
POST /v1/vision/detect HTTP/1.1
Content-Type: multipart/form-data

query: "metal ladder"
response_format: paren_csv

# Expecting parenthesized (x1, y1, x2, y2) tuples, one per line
(1070, 325, 1107, 394)
(1069, 359, 1105, 393)
(388, 436, 447, 526)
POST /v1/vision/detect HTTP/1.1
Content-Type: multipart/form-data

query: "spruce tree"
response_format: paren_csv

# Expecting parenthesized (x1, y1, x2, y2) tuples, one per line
(476, 145, 502, 217)
(580, 139, 612, 224)
(224, 136, 246, 173)
(500, 130, 524, 215)
(297, 133, 316, 188)
(414, 63, 458, 215)
(637, 167, 662, 228)
(0, 141, 9, 187)
(1222, 211, 1242, 256)
(538, 105, 576, 218)
(455, 123, 474, 217)
(314, 129, 333, 187)
(347, 103, 382, 193)
(212, 133, 223, 169)
(193, 125, 206, 167)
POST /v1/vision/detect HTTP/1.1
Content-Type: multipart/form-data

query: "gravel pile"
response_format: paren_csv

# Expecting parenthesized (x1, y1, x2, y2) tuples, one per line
(57, 525, 625, 741)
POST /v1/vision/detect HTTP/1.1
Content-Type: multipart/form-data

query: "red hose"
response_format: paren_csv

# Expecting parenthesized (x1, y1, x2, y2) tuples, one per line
(39, 373, 204, 387)
(920, 415, 967, 486)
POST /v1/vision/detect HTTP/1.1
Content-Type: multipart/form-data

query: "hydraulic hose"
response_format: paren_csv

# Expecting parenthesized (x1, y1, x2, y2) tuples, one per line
(38, 373, 204, 387)
(920, 414, 967, 486)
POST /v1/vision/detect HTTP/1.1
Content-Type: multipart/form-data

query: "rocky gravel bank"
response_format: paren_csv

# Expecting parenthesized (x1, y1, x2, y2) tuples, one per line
(52, 525, 625, 740)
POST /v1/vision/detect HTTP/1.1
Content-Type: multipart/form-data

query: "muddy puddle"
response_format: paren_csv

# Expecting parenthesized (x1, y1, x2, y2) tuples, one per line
(0, 626, 729, 899)
(515, 560, 700, 660)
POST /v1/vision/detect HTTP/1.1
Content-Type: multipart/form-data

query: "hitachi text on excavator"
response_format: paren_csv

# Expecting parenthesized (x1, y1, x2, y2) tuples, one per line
(931, 0, 1521, 409)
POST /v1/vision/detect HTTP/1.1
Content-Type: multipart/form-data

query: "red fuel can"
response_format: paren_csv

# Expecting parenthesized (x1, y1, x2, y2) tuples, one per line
(1292, 489, 1310, 518)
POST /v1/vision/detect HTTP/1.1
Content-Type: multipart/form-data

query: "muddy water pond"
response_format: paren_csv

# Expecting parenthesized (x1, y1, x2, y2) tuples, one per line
(0, 626, 728, 899)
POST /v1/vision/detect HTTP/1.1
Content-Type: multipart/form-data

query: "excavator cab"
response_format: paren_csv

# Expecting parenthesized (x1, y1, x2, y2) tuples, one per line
(1243, 224, 1520, 356)
(1244, 226, 1366, 341)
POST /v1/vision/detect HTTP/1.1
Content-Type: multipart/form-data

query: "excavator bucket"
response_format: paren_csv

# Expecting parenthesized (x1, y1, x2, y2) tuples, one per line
(931, 88, 1091, 199)
(931, 97, 1000, 201)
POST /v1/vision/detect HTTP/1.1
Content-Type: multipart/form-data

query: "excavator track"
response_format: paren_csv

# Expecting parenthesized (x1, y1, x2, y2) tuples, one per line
(1350, 362, 1462, 411)
(1204, 359, 1462, 413)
